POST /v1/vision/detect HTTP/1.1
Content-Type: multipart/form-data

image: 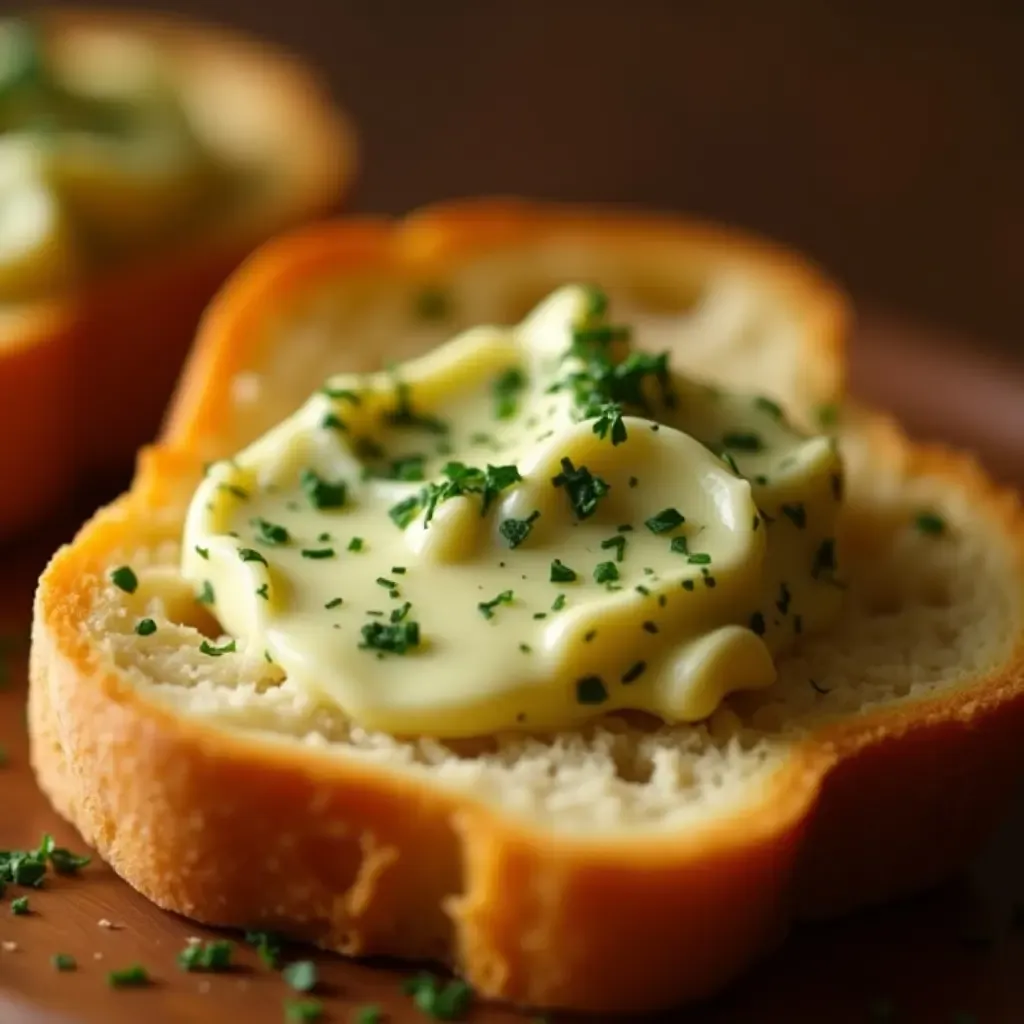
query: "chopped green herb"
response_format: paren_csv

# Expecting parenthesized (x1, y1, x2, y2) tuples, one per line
(376, 577, 397, 590)
(389, 495, 422, 529)
(283, 960, 318, 992)
(135, 618, 157, 637)
(320, 411, 347, 432)
(478, 590, 514, 620)
(621, 661, 646, 684)
(244, 930, 282, 969)
(518, 643, 532, 654)
(551, 593, 567, 611)
(499, 510, 540, 549)
(177, 940, 234, 972)
(642, 620, 659, 634)
(754, 396, 784, 419)
(252, 517, 291, 545)
(722, 432, 763, 452)
(238, 547, 268, 565)
(549, 559, 577, 582)
(107, 964, 150, 988)
(687, 553, 711, 565)
(195, 546, 209, 560)
(720, 451, 741, 475)
(670, 536, 689, 555)
(776, 582, 792, 615)
(781, 504, 807, 529)
(109, 566, 138, 594)
(493, 366, 527, 420)
(51, 953, 76, 971)
(645, 507, 685, 534)
(284, 999, 324, 1022)
(593, 561, 619, 585)
(354, 1005, 384, 1024)
(915, 511, 946, 535)
(390, 602, 412, 623)
(682, 579, 695, 591)
(322, 385, 362, 404)
(300, 468, 347, 510)
(11, 895, 28, 915)
(360, 620, 420, 655)
(365, 453, 427, 482)
(590, 402, 627, 445)
(200, 639, 236, 657)
(600, 535, 627, 562)
(48, 845, 90, 874)
(551, 458, 609, 519)
(219, 483, 250, 501)
(348, 537, 364, 552)
(628, 475, 639, 488)
(256, 583, 270, 600)
(810, 678, 831, 695)
(197, 580, 216, 605)
(301, 548, 335, 560)
(749, 612, 766, 635)
(576, 676, 608, 705)
(384, 378, 449, 434)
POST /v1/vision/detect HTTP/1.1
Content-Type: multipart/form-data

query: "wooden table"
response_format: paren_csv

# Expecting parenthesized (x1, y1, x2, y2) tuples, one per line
(2, 313, 1023, 1023)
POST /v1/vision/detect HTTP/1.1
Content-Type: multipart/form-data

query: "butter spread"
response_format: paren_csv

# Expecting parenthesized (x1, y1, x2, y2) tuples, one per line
(182, 285, 845, 738)
(0, 18, 227, 301)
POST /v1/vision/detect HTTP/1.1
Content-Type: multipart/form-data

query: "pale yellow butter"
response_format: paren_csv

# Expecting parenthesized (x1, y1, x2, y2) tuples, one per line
(182, 286, 845, 738)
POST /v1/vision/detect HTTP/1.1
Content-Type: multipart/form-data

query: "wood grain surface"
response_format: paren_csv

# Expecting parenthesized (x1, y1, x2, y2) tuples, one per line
(2, 313, 1024, 1024)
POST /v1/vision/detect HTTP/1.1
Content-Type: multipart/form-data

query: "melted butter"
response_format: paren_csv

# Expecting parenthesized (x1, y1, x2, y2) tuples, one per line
(0, 18, 226, 301)
(182, 286, 845, 738)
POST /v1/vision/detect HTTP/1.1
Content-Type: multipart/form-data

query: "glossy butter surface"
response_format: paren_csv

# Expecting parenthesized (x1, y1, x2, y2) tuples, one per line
(183, 286, 845, 737)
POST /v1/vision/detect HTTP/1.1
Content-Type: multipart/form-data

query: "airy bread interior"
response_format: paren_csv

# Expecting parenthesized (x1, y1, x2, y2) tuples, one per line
(72, 264, 1024, 836)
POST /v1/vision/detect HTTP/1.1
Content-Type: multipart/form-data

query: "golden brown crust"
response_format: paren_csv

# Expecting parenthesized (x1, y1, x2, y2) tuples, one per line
(0, 8, 354, 538)
(27, 205, 1024, 1013)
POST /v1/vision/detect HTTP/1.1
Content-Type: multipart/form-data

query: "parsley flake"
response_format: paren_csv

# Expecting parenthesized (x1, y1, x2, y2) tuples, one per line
(300, 468, 347, 509)
(551, 458, 610, 519)
(238, 547, 268, 565)
(360, 620, 420, 655)
(253, 517, 290, 545)
(549, 559, 577, 582)
(301, 548, 335, 560)
(109, 566, 138, 593)
(196, 580, 215, 604)
(600, 535, 627, 562)
(722, 431, 763, 452)
(107, 964, 150, 988)
(177, 940, 234, 972)
(575, 676, 608, 705)
(135, 618, 157, 637)
(284, 999, 324, 1022)
(200, 639, 236, 657)
(915, 511, 946, 535)
(478, 591, 514, 620)
(645, 507, 685, 534)
(499, 510, 540, 549)
(493, 366, 527, 420)
(781, 503, 807, 529)
(52, 953, 76, 971)
(593, 561, 619, 585)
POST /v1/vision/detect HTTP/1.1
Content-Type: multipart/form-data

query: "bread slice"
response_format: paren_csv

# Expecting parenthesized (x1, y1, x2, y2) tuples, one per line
(0, 8, 354, 538)
(29, 202, 1024, 1014)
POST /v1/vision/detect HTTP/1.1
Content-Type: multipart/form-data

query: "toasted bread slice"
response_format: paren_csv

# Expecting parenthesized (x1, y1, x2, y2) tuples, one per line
(29, 202, 1024, 1014)
(0, 8, 354, 538)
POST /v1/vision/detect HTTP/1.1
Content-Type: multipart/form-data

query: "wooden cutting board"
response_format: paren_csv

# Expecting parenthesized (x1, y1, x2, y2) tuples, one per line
(2, 312, 1024, 1024)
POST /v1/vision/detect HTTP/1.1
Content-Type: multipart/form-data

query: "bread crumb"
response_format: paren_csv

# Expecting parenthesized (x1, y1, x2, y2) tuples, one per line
(93, 952, 103, 960)
(198, 980, 212, 994)
(1, 941, 18, 952)
(187, 935, 203, 945)
(97, 919, 121, 929)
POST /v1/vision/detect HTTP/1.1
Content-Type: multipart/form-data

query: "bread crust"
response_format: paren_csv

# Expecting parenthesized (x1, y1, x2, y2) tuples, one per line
(28, 205, 1024, 1013)
(0, 8, 355, 538)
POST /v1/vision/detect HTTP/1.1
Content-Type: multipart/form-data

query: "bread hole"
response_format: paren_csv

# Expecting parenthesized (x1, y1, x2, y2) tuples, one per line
(610, 747, 656, 786)
(919, 577, 953, 608)
(862, 585, 905, 618)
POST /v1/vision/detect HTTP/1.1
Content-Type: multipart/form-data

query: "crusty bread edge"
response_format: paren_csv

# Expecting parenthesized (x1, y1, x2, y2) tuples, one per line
(29, 409, 1024, 1013)
(162, 199, 850, 450)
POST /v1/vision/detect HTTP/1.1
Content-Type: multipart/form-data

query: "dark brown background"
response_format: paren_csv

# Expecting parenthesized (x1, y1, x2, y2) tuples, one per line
(46, 0, 1024, 354)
